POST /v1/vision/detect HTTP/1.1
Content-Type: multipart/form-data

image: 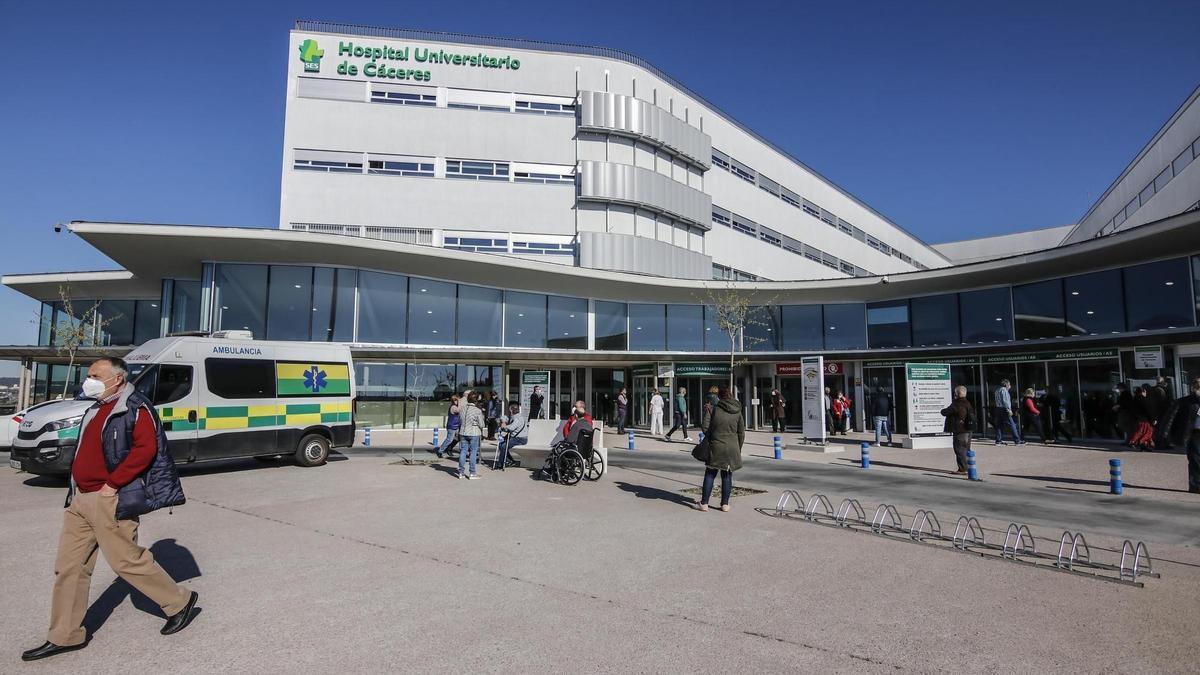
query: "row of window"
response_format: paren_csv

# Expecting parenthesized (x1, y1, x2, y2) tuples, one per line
(299, 76, 577, 117)
(710, 148, 926, 270)
(443, 236, 576, 257)
(1098, 133, 1200, 236)
(712, 205, 863, 276)
(711, 263, 762, 282)
(293, 149, 575, 184)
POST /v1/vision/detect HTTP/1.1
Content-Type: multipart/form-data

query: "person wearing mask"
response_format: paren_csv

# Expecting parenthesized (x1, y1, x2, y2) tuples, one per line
(693, 384, 745, 513)
(1114, 382, 1135, 446)
(1128, 385, 1156, 451)
(1153, 376, 1175, 450)
(823, 387, 834, 435)
(941, 385, 976, 475)
(485, 391, 501, 441)
(1044, 385, 1074, 444)
(458, 391, 485, 479)
(664, 387, 692, 442)
(872, 386, 893, 446)
(993, 380, 1023, 445)
(23, 357, 197, 663)
(1165, 378, 1200, 493)
(769, 388, 787, 434)
(649, 389, 665, 436)
(495, 400, 527, 470)
(561, 400, 595, 444)
(1020, 388, 1047, 444)
(528, 385, 544, 420)
(436, 394, 462, 459)
(831, 392, 850, 435)
(616, 387, 628, 435)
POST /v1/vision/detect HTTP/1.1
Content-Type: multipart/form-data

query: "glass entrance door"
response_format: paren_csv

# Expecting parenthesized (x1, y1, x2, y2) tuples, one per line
(778, 377, 805, 430)
(632, 375, 653, 427)
(552, 368, 575, 420)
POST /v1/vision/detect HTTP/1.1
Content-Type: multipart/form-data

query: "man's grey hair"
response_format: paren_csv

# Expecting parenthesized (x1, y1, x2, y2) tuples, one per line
(1000, 379, 1010, 387)
(93, 356, 129, 379)
(955, 385, 968, 398)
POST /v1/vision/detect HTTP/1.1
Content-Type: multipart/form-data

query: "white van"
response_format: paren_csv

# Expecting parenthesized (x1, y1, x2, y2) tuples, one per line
(13, 333, 356, 475)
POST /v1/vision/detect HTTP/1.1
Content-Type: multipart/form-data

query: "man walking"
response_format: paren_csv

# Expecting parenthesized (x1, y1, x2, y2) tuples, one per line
(616, 387, 628, 434)
(823, 386, 834, 434)
(649, 389, 665, 436)
(664, 386, 692, 442)
(1153, 376, 1175, 449)
(941, 385, 975, 475)
(993, 379, 1024, 445)
(1166, 378, 1200, 494)
(769, 388, 786, 433)
(23, 357, 197, 662)
(872, 386, 894, 446)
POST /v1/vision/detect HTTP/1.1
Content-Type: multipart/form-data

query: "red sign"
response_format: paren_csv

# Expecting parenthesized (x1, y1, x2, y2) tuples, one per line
(775, 362, 805, 376)
(825, 361, 843, 375)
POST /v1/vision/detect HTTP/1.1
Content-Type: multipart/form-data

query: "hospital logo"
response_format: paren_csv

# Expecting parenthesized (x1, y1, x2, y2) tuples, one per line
(303, 366, 328, 393)
(299, 39, 324, 72)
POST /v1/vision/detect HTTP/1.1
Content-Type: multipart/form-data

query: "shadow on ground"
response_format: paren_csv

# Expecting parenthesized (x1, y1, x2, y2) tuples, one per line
(83, 538, 202, 636)
(613, 481, 695, 507)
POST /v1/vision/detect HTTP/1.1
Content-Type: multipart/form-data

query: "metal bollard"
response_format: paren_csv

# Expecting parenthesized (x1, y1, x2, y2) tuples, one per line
(628, 431, 635, 451)
(363, 426, 372, 447)
(1110, 458, 1123, 495)
(967, 449, 978, 481)
(774, 435, 782, 460)
(860, 442, 870, 469)
(432, 427, 439, 447)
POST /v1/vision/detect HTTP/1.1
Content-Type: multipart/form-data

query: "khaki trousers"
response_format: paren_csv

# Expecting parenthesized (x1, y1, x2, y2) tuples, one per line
(47, 490, 190, 646)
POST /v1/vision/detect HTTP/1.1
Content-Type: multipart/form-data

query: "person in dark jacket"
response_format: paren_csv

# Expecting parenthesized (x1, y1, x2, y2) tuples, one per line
(616, 387, 628, 434)
(436, 394, 462, 458)
(23, 357, 198, 663)
(1128, 385, 1156, 451)
(1044, 385, 1074, 443)
(769, 388, 787, 433)
(1165, 378, 1200, 493)
(1020, 388, 1047, 443)
(694, 385, 745, 512)
(1114, 383, 1135, 445)
(485, 391, 501, 440)
(941, 385, 975, 475)
(871, 387, 893, 446)
(664, 387, 692, 442)
(1153, 376, 1175, 449)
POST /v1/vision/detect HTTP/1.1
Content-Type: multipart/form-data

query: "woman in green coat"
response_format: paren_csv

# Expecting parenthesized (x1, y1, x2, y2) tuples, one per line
(696, 384, 745, 512)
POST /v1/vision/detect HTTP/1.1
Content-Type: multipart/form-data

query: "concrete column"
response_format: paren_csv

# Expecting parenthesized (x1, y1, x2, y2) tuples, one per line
(17, 359, 33, 410)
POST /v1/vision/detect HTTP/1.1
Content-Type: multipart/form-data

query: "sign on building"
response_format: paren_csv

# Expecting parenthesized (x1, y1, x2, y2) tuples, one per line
(1134, 346, 1164, 369)
(801, 356, 826, 443)
(520, 370, 550, 419)
(905, 363, 952, 436)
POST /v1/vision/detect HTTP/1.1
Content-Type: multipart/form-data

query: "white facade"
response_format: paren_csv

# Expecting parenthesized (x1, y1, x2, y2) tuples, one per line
(280, 24, 949, 281)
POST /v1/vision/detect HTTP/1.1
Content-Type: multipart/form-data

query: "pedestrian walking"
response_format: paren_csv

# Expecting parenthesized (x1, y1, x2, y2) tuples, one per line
(616, 387, 628, 434)
(832, 391, 851, 435)
(941, 385, 976, 475)
(649, 389, 665, 436)
(495, 400, 527, 470)
(664, 386, 692, 442)
(1152, 376, 1175, 449)
(436, 394, 462, 458)
(458, 391, 485, 479)
(823, 387, 835, 434)
(872, 386, 893, 446)
(992, 379, 1024, 445)
(769, 388, 787, 433)
(1020, 388, 1047, 443)
(1044, 385, 1074, 443)
(22, 357, 197, 663)
(691, 384, 744, 512)
(485, 391, 501, 440)
(1115, 382, 1135, 445)
(1165, 378, 1200, 494)
(1128, 385, 1156, 451)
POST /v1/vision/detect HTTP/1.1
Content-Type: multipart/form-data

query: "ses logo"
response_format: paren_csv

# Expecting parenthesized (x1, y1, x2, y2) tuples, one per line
(298, 39, 324, 72)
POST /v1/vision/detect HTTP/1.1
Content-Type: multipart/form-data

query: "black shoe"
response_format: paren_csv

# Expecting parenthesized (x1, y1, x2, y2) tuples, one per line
(22, 641, 87, 662)
(161, 591, 199, 635)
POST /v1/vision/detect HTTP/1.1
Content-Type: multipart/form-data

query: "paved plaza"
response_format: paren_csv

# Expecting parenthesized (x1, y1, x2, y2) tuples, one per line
(3, 432, 1200, 673)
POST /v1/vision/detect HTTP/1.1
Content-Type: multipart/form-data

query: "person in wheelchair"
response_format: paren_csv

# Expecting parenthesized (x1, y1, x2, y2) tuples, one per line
(494, 400, 527, 471)
(540, 401, 601, 484)
(561, 400, 594, 444)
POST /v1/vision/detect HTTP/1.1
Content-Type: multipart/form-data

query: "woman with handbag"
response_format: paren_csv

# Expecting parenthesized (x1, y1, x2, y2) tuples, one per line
(692, 384, 744, 513)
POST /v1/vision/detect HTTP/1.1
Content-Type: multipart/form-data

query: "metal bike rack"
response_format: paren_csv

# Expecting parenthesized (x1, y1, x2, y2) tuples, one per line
(1120, 540, 1153, 582)
(835, 498, 865, 527)
(909, 510, 942, 542)
(952, 516, 985, 550)
(870, 504, 903, 534)
(1001, 524, 1036, 560)
(805, 494, 834, 521)
(777, 490, 805, 513)
(1055, 531, 1091, 570)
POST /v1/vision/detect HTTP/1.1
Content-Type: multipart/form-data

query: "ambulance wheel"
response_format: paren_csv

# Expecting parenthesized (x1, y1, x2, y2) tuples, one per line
(295, 434, 330, 467)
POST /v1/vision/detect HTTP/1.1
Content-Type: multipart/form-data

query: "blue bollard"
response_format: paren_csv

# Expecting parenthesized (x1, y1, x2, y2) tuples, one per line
(774, 435, 782, 460)
(1110, 458, 1123, 495)
(860, 442, 870, 469)
(432, 427, 439, 447)
(967, 449, 978, 481)
(363, 426, 372, 447)
(628, 431, 635, 451)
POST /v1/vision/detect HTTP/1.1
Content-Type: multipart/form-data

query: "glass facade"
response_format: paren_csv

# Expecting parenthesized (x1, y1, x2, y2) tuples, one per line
(214, 264, 268, 335)
(169, 280, 202, 334)
(595, 301, 628, 350)
(505, 291, 547, 348)
(629, 303, 666, 351)
(1064, 270, 1124, 336)
(745, 306, 781, 351)
(266, 265, 315, 341)
(910, 294, 959, 347)
(457, 284, 502, 347)
(358, 271, 407, 343)
(779, 305, 823, 350)
(408, 279, 456, 345)
(866, 300, 910, 349)
(666, 304, 705, 351)
(960, 287, 1012, 343)
(311, 267, 356, 342)
(353, 361, 501, 429)
(1013, 279, 1065, 340)
(824, 303, 866, 350)
(1123, 258, 1192, 331)
(547, 296, 587, 349)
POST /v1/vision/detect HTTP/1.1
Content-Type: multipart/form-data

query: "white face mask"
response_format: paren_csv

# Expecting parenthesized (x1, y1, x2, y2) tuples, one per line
(81, 375, 116, 399)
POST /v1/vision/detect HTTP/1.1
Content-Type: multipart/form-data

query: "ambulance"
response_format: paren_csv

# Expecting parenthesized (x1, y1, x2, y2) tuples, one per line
(12, 332, 356, 474)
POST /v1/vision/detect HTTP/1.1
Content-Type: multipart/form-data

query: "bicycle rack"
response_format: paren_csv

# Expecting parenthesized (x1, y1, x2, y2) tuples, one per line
(1001, 524, 1036, 560)
(1120, 541, 1152, 582)
(909, 510, 942, 542)
(835, 498, 865, 527)
(1055, 531, 1091, 570)
(952, 516, 985, 550)
(805, 494, 834, 521)
(870, 504, 903, 534)
(777, 490, 805, 513)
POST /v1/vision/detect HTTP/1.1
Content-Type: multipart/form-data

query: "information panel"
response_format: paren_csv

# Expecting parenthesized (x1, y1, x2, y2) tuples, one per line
(521, 370, 550, 420)
(801, 356, 826, 442)
(905, 363, 952, 436)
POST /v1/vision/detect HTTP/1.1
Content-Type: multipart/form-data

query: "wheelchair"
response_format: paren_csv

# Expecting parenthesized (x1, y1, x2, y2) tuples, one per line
(539, 428, 604, 485)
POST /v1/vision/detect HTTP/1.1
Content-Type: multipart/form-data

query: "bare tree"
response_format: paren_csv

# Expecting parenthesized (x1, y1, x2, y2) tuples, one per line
(699, 284, 775, 392)
(53, 285, 119, 398)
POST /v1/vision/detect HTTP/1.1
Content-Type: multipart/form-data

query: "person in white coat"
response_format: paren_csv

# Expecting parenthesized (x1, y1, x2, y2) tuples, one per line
(649, 389, 665, 436)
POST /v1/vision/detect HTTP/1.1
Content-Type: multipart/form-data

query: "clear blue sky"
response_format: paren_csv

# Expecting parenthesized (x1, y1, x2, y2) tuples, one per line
(1, 0, 1198, 373)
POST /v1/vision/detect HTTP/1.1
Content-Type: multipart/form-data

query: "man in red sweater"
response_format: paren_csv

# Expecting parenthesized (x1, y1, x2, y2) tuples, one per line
(23, 357, 198, 662)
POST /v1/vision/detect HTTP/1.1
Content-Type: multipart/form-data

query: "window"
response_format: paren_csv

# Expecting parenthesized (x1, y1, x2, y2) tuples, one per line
(729, 158, 756, 184)
(446, 87, 510, 112)
(293, 149, 363, 174)
(515, 99, 575, 115)
(1174, 145, 1195, 176)
(780, 187, 801, 208)
(456, 284, 503, 347)
(513, 241, 575, 256)
(266, 265, 314, 341)
(367, 155, 434, 177)
(1154, 166, 1173, 193)
(357, 271, 407, 343)
(370, 84, 436, 106)
(702, 307, 724, 352)
(154, 365, 193, 406)
(821, 210, 838, 226)
(666, 305, 704, 351)
(758, 228, 782, 247)
(780, 305, 823, 350)
(628, 304, 666, 351)
(444, 236, 509, 253)
(298, 77, 364, 102)
(1124, 196, 1139, 220)
(408, 278, 456, 345)
(711, 150, 731, 170)
(595, 301, 628, 351)
(1012, 278, 1066, 340)
(505, 291, 547, 348)
(547, 296, 587, 349)
(840, 262, 856, 275)
(446, 159, 509, 181)
(98, 300, 135, 346)
(823, 304, 866, 350)
(711, 206, 732, 227)
(802, 200, 821, 218)
(959, 287, 1012, 343)
(758, 175, 780, 196)
(1139, 181, 1155, 206)
(134, 299, 160, 344)
(205, 358, 275, 399)
(169, 280, 201, 334)
(1123, 257, 1193, 331)
(910, 294, 960, 346)
(866, 300, 911, 349)
(1065, 269, 1124, 335)
(311, 267, 356, 342)
(731, 214, 756, 237)
(214, 264, 268, 337)
(513, 162, 574, 184)
(745, 306, 781, 351)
